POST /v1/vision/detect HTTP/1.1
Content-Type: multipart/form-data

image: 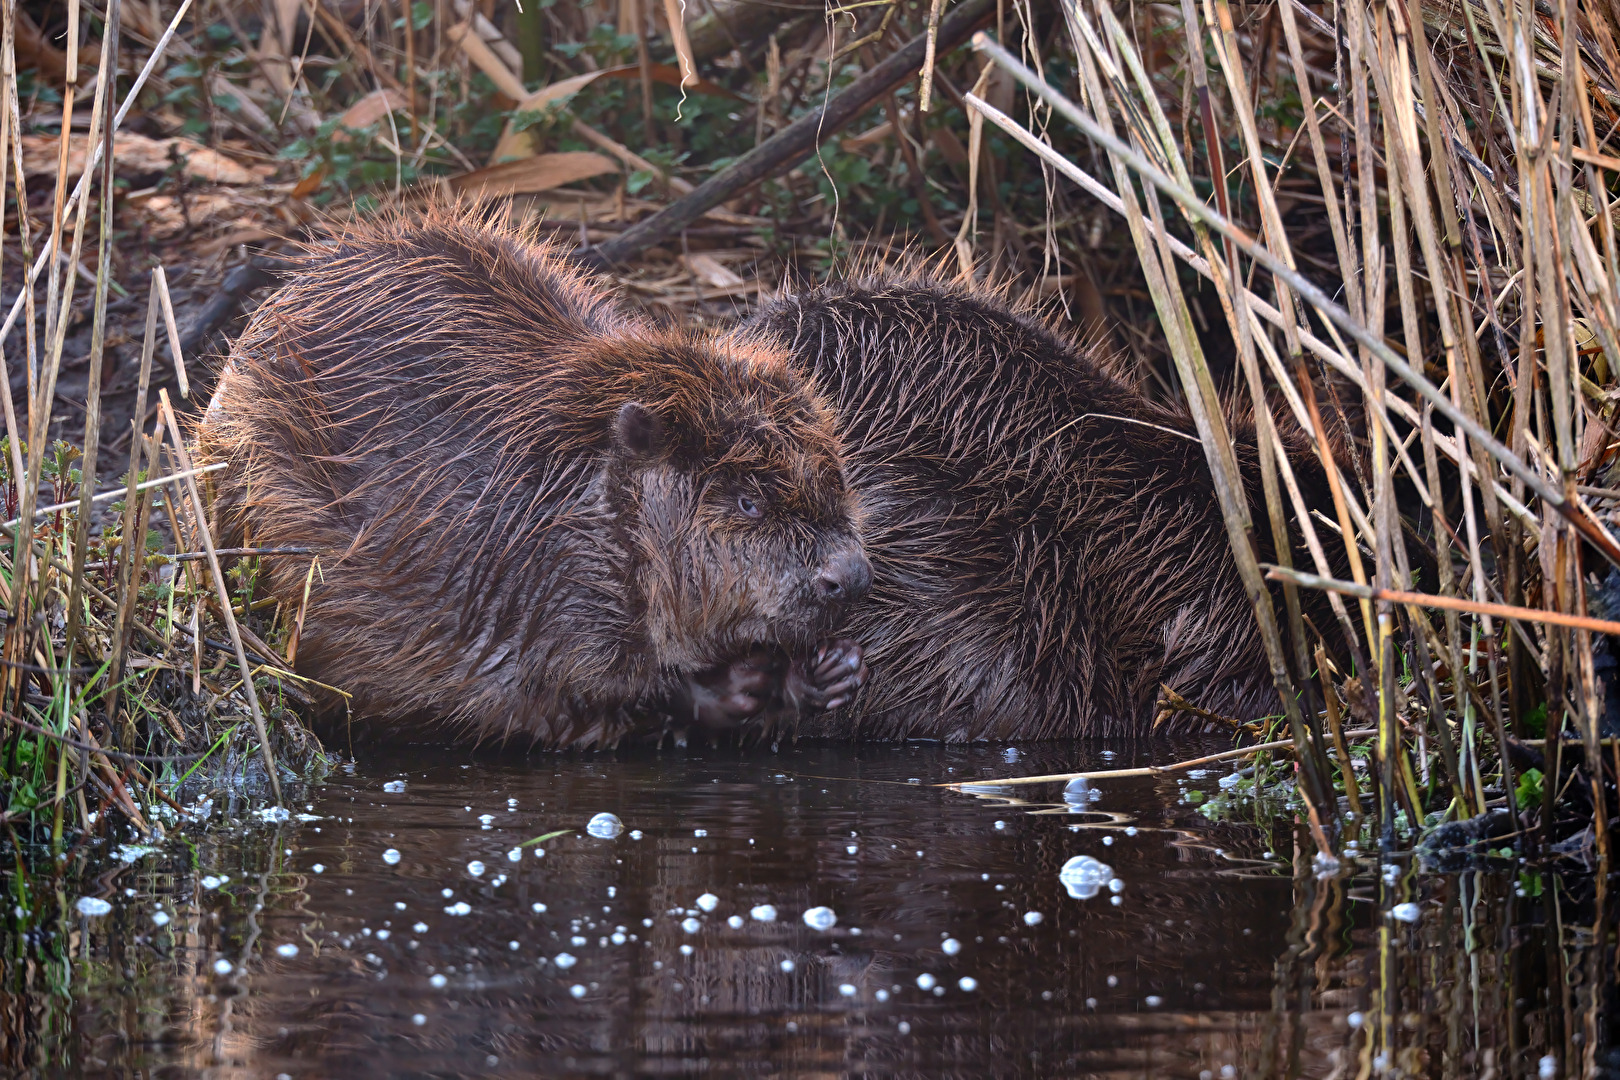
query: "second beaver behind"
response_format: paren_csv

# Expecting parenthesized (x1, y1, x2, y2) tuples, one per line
(741, 276, 1331, 740)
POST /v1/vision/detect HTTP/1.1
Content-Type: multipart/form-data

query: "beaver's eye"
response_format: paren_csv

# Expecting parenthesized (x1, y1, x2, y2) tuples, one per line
(737, 494, 763, 519)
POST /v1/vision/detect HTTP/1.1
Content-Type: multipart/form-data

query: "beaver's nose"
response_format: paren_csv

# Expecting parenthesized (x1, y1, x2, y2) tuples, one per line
(817, 549, 872, 603)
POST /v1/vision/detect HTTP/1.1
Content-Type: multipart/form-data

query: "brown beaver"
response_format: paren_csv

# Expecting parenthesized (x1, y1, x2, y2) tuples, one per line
(739, 275, 1331, 740)
(198, 210, 870, 748)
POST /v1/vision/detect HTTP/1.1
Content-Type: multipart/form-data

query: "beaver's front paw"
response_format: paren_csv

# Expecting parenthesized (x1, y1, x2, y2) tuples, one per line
(685, 648, 780, 726)
(786, 638, 867, 711)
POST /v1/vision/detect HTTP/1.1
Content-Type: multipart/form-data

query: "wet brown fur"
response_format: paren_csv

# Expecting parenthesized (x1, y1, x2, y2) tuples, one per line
(199, 209, 865, 748)
(743, 274, 1333, 740)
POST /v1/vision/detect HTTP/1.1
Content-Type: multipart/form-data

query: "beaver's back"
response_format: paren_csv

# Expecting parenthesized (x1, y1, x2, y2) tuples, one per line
(747, 278, 1278, 739)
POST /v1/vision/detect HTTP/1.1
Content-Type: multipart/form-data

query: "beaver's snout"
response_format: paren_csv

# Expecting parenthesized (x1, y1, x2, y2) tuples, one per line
(816, 547, 872, 605)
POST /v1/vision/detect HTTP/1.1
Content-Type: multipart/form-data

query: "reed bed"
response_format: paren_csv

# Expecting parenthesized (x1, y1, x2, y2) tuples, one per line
(952, 0, 1620, 870)
(0, 2, 331, 870)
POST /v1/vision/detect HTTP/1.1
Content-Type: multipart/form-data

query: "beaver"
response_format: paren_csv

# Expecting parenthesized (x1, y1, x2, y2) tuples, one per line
(198, 210, 871, 748)
(739, 275, 1331, 740)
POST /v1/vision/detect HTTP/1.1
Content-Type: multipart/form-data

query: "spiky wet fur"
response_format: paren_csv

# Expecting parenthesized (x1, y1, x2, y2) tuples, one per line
(199, 209, 863, 748)
(743, 274, 1330, 740)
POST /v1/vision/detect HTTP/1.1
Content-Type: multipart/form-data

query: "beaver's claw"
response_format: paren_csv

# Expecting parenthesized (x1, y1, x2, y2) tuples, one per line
(787, 638, 867, 711)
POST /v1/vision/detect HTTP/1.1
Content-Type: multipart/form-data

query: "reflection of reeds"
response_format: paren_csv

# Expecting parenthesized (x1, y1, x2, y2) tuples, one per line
(966, 0, 1616, 866)
(0, 0, 320, 860)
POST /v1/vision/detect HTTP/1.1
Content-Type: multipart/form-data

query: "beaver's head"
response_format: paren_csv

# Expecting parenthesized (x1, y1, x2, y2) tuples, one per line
(583, 331, 869, 673)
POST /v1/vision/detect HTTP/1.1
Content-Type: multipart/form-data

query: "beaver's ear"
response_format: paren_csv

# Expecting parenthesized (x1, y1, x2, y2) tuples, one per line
(614, 401, 664, 457)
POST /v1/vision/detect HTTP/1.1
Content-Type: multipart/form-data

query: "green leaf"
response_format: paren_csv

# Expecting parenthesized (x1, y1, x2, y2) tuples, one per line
(1514, 767, 1544, 807)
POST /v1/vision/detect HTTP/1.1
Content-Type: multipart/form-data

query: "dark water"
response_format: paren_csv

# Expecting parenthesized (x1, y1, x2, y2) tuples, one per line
(3, 741, 1614, 1078)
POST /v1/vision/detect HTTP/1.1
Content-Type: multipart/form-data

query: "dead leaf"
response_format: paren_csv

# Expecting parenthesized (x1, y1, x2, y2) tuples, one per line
(129, 193, 242, 240)
(21, 132, 271, 185)
(335, 88, 410, 141)
(681, 253, 745, 288)
(448, 152, 620, 198)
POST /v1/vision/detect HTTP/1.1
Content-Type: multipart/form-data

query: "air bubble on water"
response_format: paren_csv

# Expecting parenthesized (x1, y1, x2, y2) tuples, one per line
(629, 830, 643, 840)
(1102, 836, 1114, 846)
(1391, 902, 1421, 923)
(413, 922, 428, 933)
(1124, 826, 1138, 836)
(152, 911, 171, 927)
(213, 959, 233, 975)
(276, 943, 299, 958)
(611, 932, 627, 944)
(383, 781, 406, 793)
(993, 821, 1006, 831)
(1145, 995, 1163, 1007)
(1022, 911, 1044, 926)
(75, 897, 111, 917)
(507, 849, 522, 863)
(959, 977, 977, 991)
(942, 938, 961, 956)
(1539, 1055, 1558, 1080)
(1003, 747, 1020, 763)
(441, 889, 453, 899)
(201, 876, 223, 890)
(727, 915, 743, 929)
(1346, 1011, 1364, 1029)
(569, 985, 586, 999)
(412, 1014, 426, 1026)
(256, 807, 290, 824)
(750, 904, 777, 922)
(380, 849, 402, 866)
(847, 845, 858, 854)
(875, 989, 889, 1001)
(1063, 777, 1099, 807)
(532, 903, 547, 914)
(1107, 975, 1118, 987)
(897, 1021, 911, 1035)
(1059, 855, 1115, 901)
(802, 906, 837, 931)
(554, 952, 577, 968)
(696, 894, 719, 912)
(1109, 878, 1124, 893)
(780, 959, 795, 972)
(839, 984, 857, 996)
(680, 944, 694, 956)
(587, 813, 624, 839)
(467, 861, 485, 877)
(694, 828, 707, 837)
(430, 973, 448, 988)
(443, 902, 472, 916)
(682, 917, 701, 934)
(916, 973, 936, 990)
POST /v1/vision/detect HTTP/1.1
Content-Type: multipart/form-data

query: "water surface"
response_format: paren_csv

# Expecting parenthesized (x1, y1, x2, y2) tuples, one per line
(5, 741, 1611, 1077)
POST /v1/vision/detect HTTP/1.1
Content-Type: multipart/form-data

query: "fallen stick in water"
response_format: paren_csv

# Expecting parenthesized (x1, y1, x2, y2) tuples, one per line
(941, 729, 1376, 789)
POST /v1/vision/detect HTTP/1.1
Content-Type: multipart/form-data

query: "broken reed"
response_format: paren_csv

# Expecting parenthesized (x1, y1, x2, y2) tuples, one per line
(0, 0, 302, 855)
(969, 0, 1617, 863)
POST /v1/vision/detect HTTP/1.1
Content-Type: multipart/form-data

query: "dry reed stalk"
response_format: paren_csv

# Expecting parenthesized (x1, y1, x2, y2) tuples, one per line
(158, 391, 282, 806)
